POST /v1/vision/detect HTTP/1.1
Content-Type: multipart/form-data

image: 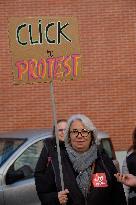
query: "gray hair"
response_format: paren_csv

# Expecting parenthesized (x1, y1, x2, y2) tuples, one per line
(64, 114, 98, 145)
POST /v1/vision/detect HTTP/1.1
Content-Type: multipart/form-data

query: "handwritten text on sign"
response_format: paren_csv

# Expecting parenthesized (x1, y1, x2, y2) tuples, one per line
(16, 20, 72, 46)
(16, 54, 80, 81)
(9, 17, 81, 84)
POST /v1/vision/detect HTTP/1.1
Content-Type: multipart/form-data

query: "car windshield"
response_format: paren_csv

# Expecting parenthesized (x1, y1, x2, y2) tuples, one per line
(0, 138, 26, 167)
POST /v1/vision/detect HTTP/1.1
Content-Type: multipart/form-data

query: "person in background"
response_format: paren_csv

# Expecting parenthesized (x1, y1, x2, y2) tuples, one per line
(34, 119, 67, 205)
(35, 114, 126, 205)
(121, 127, 136, 205)
(52, 119, 67, 142)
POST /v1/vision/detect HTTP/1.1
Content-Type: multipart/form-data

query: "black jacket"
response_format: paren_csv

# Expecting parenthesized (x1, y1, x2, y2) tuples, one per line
(34, 138, 126, 205)
(126, 151, 136, 205)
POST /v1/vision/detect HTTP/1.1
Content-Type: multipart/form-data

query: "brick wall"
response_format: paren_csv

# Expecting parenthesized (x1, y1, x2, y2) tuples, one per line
(0, 0, 136, 151)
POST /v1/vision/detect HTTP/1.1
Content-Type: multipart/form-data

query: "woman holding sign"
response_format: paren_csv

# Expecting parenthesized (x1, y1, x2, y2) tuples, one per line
(35, 114, 126, 205)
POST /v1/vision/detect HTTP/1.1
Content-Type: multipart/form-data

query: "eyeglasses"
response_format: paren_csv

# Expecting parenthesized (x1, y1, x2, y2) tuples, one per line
(70, 129, 91, 138)
(58, 129, 66, 132)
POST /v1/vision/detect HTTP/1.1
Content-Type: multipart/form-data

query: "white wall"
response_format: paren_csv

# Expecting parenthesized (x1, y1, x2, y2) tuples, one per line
(115, 151, 127, 171)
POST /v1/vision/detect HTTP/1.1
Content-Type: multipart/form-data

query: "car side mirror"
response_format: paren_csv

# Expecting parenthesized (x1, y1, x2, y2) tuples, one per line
(6, 165, 33, 185)
(6, 168, 24, 184)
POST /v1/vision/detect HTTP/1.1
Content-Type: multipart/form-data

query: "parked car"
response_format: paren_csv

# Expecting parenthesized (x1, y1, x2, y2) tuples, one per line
(0, 128, 119, 205)
(97, 130, 120, 172)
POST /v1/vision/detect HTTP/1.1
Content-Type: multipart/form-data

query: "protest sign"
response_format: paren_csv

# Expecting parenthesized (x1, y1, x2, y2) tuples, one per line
(9, 17, 81, 84)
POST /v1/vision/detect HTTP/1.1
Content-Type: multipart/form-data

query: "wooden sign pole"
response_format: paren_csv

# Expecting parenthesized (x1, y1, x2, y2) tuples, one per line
(50, 81, 65, 191)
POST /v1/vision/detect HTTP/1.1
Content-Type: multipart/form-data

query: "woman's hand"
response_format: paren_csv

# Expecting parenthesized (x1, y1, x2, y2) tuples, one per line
(114, 173, 136, 187)
(58, 189, 69, 204)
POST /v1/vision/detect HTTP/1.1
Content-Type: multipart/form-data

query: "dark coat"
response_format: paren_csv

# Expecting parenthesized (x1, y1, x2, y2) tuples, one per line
(126, 151, 136, 205)
(34, 138, 126, 205)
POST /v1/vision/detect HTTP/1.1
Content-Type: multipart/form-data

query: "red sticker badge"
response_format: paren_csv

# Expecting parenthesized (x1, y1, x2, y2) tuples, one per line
(92, 173, 108, 187)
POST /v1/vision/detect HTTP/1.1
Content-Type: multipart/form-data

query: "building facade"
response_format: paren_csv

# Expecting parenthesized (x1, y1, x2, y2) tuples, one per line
(0, 0, 136, 151)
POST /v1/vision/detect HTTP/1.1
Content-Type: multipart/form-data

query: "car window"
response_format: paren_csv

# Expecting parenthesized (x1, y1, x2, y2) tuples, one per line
(6, 139, 44, 184)
(0, 138, 25, 167)
(101, 138, 115, 160)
